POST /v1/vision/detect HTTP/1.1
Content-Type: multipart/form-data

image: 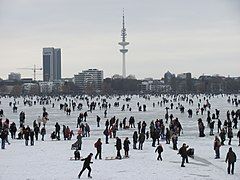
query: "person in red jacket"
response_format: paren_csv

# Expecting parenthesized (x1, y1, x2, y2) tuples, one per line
(65, 126, 71, 140)
(94, 138, 102, 159)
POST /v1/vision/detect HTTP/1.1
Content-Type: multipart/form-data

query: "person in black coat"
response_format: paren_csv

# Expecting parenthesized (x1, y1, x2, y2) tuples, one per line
(34, 125, 40, 141)
(96, 116, 101, 127)
(77, 116, 81, 128)
(209, 121, 215, 136)
(123, 137, 130, 157)
(155, 144, 163, 161)
(115, 137, 122, 159)
(219, 129, 226, 145)
(133, 131, 138, 149)
(137, 121, 141, 134)
(40, 126, 46, 141)
(227, 128, 233, 145)
(178, 143, 189, 167)
(10, 122, 17, 139)
(24, 128, 30, 146)
(225, 147, 237, 174)
(138, 133, 145, 150)
(103, 128, 109, 144)
(74, 150, 80, 160)
(55, 122, 60, 140)
(0, 129, 8, 149)
(165, 128, 170, 144)
(30, 129, 34, 146)
(78, 153, 93, 179)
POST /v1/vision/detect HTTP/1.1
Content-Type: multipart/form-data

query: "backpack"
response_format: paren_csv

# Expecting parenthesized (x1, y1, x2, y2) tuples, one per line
(94, 142, 97, 148)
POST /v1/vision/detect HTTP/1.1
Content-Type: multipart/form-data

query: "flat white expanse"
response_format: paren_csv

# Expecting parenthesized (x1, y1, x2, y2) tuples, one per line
(0, 95, 239, 180)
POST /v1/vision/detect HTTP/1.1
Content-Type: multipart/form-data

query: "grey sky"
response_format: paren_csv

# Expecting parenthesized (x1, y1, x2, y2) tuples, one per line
(0, 0, 240, 80)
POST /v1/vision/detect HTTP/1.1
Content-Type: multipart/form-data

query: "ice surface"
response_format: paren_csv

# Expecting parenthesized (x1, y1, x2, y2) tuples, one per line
(0, 95, 239, 180)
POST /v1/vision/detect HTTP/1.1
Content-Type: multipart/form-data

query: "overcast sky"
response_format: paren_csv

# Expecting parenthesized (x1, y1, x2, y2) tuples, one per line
(0, 0, 240, 80)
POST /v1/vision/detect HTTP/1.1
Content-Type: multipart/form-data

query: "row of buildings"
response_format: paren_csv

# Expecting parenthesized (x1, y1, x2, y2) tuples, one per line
(2, 70, 240, 95)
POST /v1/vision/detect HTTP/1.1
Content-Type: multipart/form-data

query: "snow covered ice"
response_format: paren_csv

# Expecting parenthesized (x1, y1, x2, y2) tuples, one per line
(0, 95, 239, 180)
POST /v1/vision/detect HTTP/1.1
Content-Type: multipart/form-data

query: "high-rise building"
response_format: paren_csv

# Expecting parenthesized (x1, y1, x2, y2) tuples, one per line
(54, 48, 61, 80)
(74, 69, 103, 92)
(43, 47, 61, 81)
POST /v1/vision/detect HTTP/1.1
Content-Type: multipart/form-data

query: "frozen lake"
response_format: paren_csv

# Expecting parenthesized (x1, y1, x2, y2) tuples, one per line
(0, 94, 239, 180)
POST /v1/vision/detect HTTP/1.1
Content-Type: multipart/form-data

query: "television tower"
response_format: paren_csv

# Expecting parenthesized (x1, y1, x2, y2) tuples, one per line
(118, 9, 129, 78)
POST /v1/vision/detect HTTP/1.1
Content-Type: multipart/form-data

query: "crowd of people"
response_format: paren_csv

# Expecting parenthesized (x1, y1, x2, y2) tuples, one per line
(0, 94, 239, 178)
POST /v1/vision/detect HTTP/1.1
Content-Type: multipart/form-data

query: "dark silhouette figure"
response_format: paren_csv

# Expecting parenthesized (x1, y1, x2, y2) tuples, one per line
(78, 153, 93, 179)
(225, 147, 237, 175)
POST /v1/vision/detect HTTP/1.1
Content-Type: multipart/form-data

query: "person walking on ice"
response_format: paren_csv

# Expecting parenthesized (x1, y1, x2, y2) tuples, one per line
(178, 143, 189, 167)
(94, 138, 102, 159)
(214, 136, 221, 159)
(115, 137, 122, 159)
(78, 153, 93, 179)
(123, 137, 130, 157)
(155, 143, 163, 161)
(225, 147, 237, 175)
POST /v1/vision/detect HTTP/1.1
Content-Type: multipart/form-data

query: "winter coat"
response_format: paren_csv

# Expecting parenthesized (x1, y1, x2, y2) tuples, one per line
(10, 123, 17, 133)
(116, 138, 122, 150)
(30, 131, 34, 140)
(0, 130, 8, 139)
(214, 139, 221, 150)
(85, 124, 90, 132)
(155, 145, 163, 154)
(24, 131, 30, 140)
(225, 150, 237, 163)
(219, 131, 226, 140)
(139, 133, 145, 143)
(166, 129, 170, 139)
(34, 126, 40, 133)
(228, 130, 233, 138)
(55, 123, 60, 132)
(123, 139, 130, 151)
(209, 121, 215, 129)
(81, 155, 93, 167)
(172, 134, 178, 144)
(65, 127, 71, 138)
(77, 134, 82, 144)
(94, 140, 102, 151)
(133, 132, 138, 143)
(179, 145, 188, 158)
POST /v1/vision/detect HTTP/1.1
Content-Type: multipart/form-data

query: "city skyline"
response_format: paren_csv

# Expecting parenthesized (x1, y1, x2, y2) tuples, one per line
(0, 0, 240, 80)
